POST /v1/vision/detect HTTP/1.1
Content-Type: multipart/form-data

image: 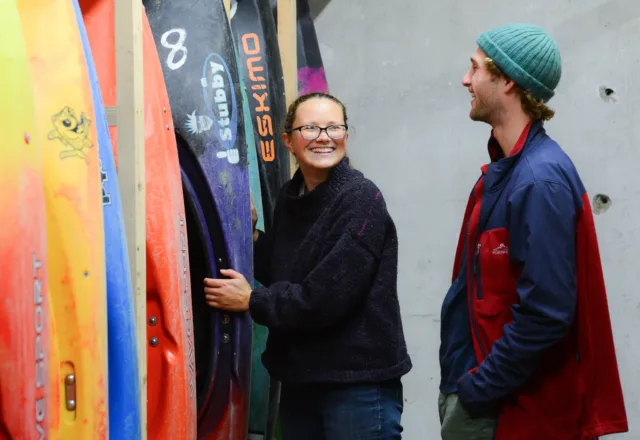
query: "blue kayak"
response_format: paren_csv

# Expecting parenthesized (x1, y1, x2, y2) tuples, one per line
(72, 1, 142, 438)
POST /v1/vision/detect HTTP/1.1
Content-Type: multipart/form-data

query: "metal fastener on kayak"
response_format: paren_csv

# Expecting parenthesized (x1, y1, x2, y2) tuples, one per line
(149, 316, 157, 326)
(222, 315, 230, 324)
(222, 334, 230, 343)
(166, 124, 170, 130)
(24, 133, 30, 144)
(64, 375, 76, 411)
(150, 337, 159, 347)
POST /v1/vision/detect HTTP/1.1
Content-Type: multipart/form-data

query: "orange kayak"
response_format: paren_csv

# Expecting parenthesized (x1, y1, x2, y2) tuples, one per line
(80, 1, 198, 438)
(0, 1, 49, 438)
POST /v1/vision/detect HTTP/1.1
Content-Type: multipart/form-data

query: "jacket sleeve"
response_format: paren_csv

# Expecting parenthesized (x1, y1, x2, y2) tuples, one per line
(248, 189, 388, 332)
(458, 180, 577, 413)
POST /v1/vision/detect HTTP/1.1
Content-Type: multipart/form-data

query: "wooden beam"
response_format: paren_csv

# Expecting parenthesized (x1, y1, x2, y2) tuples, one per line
(114, 0, 147, 437)
(223, 0, 231, 18)
(277, 0, 298, 178)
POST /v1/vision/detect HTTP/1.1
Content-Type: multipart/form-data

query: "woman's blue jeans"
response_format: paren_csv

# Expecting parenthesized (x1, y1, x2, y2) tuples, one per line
(279, 378, 404, 440)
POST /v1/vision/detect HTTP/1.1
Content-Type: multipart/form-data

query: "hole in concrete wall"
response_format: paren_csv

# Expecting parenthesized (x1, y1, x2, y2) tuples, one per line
(598, 85, 617, 103)
(592, 193, 612, 215)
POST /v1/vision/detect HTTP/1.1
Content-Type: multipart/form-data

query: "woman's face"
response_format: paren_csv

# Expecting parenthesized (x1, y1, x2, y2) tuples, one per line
(283, 98, 348, 172)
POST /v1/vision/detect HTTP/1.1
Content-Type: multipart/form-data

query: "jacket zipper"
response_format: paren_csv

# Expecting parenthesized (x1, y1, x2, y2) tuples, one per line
(469, 237, 487, 359)
(474, 243, 483, 299)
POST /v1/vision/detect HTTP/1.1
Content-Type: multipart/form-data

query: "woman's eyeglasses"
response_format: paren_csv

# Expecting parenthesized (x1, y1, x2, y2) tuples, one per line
(289, 124, 348, 141)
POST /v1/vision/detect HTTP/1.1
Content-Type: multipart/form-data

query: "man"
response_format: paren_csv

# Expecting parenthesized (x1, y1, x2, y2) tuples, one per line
(438, 23, 628, 440)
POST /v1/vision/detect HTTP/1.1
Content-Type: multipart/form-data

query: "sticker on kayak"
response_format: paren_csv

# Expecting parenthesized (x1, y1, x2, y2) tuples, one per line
(48, 106, 94, 163)
(99, 158, 112, 206)
(240, 33, 276, 163)
(185, 111, 214, 135)
(200, 53, 239, 164)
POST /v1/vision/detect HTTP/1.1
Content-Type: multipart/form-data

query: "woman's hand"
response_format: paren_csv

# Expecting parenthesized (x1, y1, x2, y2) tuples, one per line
(204, 269, 252, 312)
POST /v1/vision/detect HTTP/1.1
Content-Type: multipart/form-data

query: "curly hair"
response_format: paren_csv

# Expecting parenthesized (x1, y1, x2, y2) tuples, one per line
(485, 58, 555, 121)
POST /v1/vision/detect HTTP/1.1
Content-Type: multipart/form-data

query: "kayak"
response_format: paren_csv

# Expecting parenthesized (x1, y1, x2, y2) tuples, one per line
(144, 0, 254, 437)
(17, 0, 109, 436)
(79, 1, 198, 437)
(231, 0, 290, 233)
(142, 10, 198, 439)
(295, 0, 329, 94)
(0, 1, 49, 438)
(72, 0, 141, 437)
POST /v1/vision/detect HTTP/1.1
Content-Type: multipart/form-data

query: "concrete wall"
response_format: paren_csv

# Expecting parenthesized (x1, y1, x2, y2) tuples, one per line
(311, 0, 639, 438)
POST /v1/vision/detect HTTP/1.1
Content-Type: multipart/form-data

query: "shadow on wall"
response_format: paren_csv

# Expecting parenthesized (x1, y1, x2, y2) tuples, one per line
(308, 0, 331, 19)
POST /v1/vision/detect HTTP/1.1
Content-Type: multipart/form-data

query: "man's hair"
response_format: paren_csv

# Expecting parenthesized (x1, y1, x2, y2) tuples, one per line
(485, 58, 555, 121)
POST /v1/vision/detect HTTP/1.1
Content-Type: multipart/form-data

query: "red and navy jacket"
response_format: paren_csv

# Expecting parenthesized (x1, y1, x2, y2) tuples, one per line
(453, 120, 628, 440)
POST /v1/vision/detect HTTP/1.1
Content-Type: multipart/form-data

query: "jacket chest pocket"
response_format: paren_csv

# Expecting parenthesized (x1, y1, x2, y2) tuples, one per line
(473, 227, 520, 350)
(474, 227, 518, 297)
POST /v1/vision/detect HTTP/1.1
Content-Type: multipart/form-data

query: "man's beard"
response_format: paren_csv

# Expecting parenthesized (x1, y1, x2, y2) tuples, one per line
(470, 103, 491, 123)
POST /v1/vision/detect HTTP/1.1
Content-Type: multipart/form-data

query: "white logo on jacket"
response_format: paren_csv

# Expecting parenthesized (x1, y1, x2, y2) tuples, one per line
(492, 243, 509, 255)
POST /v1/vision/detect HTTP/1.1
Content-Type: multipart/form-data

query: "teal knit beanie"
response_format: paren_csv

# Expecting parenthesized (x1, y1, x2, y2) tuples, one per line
(477, 23, 561, 102)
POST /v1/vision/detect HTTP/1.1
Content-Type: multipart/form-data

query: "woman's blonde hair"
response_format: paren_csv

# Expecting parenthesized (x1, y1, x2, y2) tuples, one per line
(283, 92, 348, 133)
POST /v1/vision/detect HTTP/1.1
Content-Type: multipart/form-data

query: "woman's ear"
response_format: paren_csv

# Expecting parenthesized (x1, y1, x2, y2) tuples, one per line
(283, 132, 294, 155)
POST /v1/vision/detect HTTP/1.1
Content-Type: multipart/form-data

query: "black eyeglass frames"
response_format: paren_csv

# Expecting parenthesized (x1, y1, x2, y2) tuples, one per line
(288, 124, 348, 141)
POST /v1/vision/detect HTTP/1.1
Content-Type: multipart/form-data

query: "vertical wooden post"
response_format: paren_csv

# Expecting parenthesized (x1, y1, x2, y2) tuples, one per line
(277, 0, 298, 178)
(114, 0, 147, 437)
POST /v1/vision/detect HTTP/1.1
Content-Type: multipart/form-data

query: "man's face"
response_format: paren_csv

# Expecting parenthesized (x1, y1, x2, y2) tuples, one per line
(462, 48, 503, 124)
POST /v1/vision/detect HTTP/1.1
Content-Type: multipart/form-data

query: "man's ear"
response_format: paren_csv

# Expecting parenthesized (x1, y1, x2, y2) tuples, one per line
(503, 77, 518, 95)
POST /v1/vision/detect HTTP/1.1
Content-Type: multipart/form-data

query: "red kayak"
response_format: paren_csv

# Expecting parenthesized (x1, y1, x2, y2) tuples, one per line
(79, 1, 198, 438)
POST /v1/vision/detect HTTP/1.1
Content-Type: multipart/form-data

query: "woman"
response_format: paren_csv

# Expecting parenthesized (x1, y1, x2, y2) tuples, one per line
(204, 92, 412, 439)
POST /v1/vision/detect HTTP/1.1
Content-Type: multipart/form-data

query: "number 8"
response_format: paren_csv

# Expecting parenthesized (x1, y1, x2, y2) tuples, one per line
(160, 28, 188, 71)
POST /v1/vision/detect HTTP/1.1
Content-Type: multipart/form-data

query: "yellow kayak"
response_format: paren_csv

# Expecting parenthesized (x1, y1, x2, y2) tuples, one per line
(17, 0, 109, 437)
(0, 0, 50, 438)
